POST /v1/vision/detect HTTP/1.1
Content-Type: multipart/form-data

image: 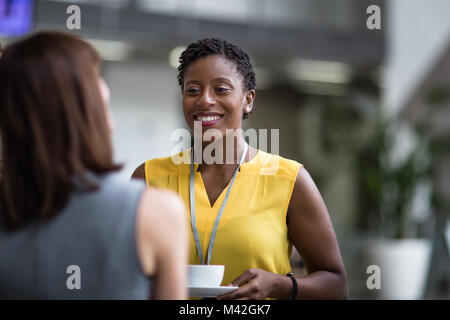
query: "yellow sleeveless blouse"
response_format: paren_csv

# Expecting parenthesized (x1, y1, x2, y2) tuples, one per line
(144, 149, 302, 286)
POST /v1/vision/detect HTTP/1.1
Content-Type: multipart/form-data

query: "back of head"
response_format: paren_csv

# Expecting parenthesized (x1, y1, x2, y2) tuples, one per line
(0, 31, 119, 231)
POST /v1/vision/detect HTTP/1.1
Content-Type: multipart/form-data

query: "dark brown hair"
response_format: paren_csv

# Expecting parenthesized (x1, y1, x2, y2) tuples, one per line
(0, 31, 120, 230)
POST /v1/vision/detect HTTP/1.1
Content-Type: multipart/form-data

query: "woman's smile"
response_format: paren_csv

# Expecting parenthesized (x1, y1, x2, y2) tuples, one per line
(193, 112, 225, 127)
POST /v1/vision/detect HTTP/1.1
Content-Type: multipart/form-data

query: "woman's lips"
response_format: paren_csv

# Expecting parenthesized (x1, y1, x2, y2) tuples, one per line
(193, 113, 224, 127)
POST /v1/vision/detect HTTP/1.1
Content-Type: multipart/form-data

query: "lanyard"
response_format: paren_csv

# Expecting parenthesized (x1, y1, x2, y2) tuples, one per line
(189, 143, 248, 265)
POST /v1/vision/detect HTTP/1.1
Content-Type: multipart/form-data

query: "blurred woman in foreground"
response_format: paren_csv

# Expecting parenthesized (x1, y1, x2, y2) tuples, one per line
(0, 31, 188, 299)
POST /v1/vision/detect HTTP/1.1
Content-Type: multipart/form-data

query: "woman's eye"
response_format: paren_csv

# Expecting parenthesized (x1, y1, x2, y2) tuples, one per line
(186, 88, 200, 94)
(216, 86, 229, 93)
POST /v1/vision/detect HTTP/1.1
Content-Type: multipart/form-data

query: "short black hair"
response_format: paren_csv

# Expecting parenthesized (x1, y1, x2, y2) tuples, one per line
(177, 38, 256, 119)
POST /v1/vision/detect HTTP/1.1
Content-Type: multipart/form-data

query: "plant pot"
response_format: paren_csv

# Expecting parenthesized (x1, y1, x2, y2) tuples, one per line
(367, 238, 432, 299)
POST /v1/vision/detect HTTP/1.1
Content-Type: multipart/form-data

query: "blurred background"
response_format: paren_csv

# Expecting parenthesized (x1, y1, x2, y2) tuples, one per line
(0, 0, 449, 299)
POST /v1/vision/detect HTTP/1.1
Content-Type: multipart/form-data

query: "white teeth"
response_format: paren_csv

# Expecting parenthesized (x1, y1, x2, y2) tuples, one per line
(196, 115, 221, 122)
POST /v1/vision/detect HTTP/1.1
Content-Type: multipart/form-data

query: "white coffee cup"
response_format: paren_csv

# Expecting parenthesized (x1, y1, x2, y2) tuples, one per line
(187, 265, 225, 287)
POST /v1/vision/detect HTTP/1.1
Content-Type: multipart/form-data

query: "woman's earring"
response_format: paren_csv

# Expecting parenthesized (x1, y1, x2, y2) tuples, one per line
(245, 105, 252, 113)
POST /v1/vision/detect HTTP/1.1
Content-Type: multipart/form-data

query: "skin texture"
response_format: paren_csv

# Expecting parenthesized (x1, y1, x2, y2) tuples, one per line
(98, 77, 116, 132)
(136, 188, 188, 299)
(133, 54, 348, 299)
(217, 168, 348, 300)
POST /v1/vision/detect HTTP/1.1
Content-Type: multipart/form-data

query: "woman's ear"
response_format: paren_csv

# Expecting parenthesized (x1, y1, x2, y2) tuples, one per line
(98, 77, 115, 132)
(243, 89, 256, 114)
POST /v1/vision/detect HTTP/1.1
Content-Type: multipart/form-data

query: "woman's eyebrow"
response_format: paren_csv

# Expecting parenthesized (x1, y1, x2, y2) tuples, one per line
(213, 77, 233, 83)
(185, 78, 234, 86)
(185, 80, 201, 86)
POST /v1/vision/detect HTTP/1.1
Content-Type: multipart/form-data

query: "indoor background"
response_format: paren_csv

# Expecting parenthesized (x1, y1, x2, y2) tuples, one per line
(1, 0, 449, 299)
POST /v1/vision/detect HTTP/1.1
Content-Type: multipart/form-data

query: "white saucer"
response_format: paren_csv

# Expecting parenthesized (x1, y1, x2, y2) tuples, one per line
(188, 285, 239, 297)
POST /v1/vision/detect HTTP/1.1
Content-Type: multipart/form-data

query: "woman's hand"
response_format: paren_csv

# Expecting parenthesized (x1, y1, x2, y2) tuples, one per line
(217, 268, 290, 300)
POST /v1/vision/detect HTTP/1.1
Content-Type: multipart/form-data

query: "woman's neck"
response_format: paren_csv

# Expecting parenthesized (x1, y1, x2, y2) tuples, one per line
(195, 134, 247, 172)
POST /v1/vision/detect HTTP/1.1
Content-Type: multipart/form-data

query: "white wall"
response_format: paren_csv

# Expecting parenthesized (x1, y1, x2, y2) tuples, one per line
(104, 60, 185, 178)
(384, 0, 450, 115)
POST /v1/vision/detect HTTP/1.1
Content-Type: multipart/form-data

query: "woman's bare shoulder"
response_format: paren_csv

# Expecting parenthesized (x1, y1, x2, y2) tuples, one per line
(131, 163, 145, 180)
(136, 187, 187, 276)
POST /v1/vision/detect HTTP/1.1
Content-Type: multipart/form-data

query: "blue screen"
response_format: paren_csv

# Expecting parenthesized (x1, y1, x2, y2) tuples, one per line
(0, 0, 34, 37)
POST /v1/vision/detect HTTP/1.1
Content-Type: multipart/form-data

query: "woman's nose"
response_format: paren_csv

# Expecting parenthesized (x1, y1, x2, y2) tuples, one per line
(197, 89, 215, 106)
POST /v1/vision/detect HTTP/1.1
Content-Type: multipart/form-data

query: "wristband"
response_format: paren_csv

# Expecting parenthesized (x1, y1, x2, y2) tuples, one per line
(286, 272, 298, 300)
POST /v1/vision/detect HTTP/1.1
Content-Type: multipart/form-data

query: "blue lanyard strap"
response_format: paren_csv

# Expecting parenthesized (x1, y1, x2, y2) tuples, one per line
(189, 143, 248, 265)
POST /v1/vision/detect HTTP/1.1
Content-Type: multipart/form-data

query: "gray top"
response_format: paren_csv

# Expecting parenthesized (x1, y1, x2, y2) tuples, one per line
(0, 171, 151, 299)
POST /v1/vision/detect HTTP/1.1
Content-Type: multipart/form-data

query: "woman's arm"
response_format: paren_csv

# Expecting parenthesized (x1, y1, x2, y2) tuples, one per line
(282, 167, 348, 299)
(136, 188, 188, 299)
(218, 167, 348, 300)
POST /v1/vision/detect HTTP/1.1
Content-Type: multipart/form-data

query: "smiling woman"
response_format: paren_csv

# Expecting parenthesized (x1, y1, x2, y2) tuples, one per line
(132, 38, 348, 300)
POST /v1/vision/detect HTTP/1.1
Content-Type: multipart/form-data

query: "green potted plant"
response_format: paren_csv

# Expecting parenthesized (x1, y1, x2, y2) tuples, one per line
(363, 85, 450, 299)
(365, 113, 433, 299)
